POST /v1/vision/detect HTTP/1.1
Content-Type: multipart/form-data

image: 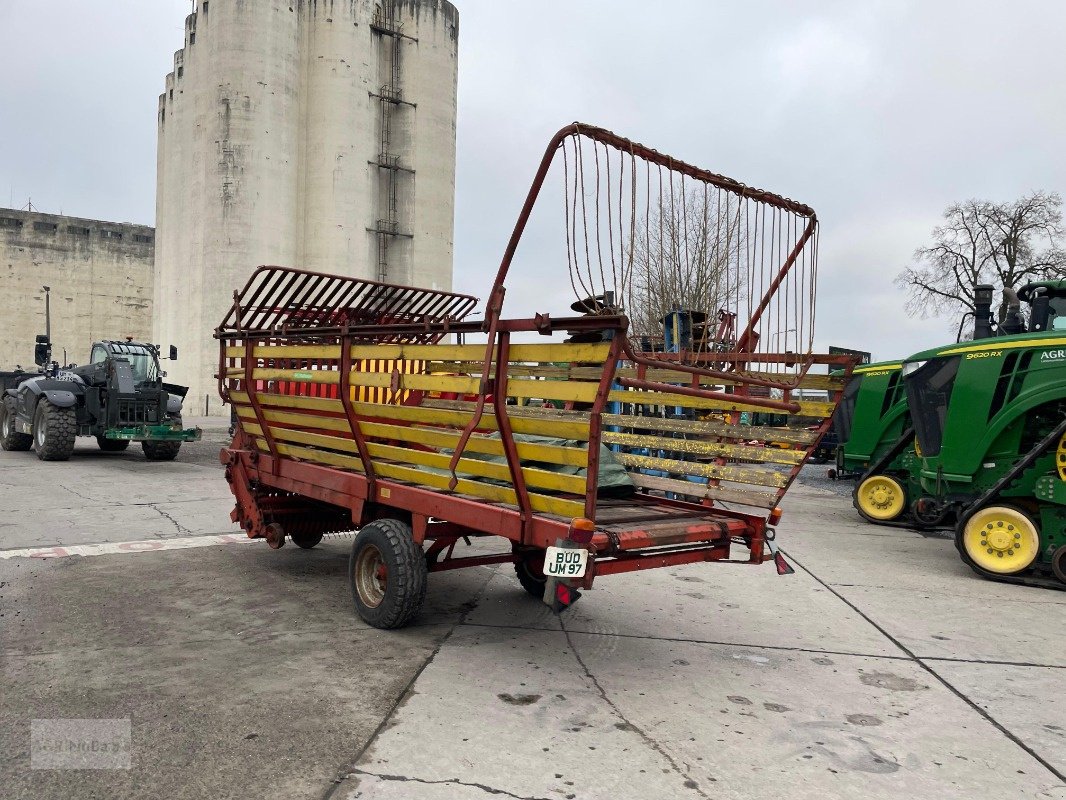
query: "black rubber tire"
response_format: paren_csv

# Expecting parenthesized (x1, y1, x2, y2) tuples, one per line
(142, 440, 181, 461)
(515, 553, 547, 599)
(349, 519, 427, 629)
(96, 436, 130, 452)
(291, 531, 324, 550)
(0, 398, 32, 452)
(33, 401, 77, 461)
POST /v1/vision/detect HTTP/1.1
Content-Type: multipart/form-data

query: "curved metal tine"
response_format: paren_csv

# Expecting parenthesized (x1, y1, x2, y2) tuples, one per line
(238, 267, 286, 333)
(258, 268, 305, 331)
(301, 275, 345, 330)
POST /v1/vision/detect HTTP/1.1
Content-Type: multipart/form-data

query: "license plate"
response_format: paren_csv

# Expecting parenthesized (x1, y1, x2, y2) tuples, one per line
(544, 546, 588, 578)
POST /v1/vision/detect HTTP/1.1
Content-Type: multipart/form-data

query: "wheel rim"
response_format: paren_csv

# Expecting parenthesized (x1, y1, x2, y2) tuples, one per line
(35, 410, 46, 448)
(1, 409, 10, 438)
(1057, 432, 1066, 481)
(857, 475, 906, 520)
(963, 506, 1039, 575)
(354, 543, 388, 608)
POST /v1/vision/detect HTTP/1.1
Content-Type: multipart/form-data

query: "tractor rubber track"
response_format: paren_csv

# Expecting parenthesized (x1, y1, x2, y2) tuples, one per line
(957, 553, 1066, 592)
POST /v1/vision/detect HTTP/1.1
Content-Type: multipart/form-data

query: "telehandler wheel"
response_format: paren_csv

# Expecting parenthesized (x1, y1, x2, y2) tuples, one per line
(142, 440, 181, 461)
(349, 519, 426, 629)
(291, 531, 324, 549)
(0, 399, 32, 451)
(33, 401, 77, 461)
(854, 474, 907, 523)
(514, 551, 548, 599)
(957, 505, 1040, 577)
(96, 436, 130, 452)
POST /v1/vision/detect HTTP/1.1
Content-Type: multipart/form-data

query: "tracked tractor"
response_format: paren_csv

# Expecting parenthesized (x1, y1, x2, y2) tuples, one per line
(840, 281, 1066, 528)
(0, 338, 201, 462)
(899, 282, 1066, 588)
(831, 361, 919, 523)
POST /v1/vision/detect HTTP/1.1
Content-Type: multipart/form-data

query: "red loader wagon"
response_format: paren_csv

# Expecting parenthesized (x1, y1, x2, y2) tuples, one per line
(217, 123, 855, 628)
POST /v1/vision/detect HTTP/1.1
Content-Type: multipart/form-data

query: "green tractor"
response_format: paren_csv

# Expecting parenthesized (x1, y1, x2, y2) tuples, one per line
(837, 281, 1066, 529)
(831, 360, 919, 523)
(901, 281, 1066, 587)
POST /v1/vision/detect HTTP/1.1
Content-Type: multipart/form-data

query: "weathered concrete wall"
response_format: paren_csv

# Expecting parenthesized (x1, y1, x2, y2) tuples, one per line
(155, 0, 459, 413)
(0, 209, 154, 370)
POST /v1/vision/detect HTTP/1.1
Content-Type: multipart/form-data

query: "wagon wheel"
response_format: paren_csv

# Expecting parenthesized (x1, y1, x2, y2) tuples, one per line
(513, 548, 547, 599)
(854, 474, 907, 523)
(349, 519, 427, 629)
(290, 531, 324, 549)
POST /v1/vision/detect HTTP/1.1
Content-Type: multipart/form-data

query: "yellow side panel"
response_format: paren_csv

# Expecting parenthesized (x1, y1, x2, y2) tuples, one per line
(601, 430, 804, 466)
(249, 423, 587, 495)
(227, 342, 612, 364)
(248, 436, 585, 518)
(230, 392, 591, 441)
(614, 452, 788, 488)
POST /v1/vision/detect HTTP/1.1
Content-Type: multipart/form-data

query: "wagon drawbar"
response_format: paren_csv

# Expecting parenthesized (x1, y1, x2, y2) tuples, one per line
(216, 123, 856, 628)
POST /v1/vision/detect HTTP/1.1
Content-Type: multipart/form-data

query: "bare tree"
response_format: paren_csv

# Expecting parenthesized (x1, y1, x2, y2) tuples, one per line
(626, 188, 744, 342)
(896, 191, 1066, 324)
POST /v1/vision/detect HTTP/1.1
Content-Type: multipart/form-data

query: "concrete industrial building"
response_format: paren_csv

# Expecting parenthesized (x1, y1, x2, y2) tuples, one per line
(155, 0, 460, 412)
(0, 209, 154, 370)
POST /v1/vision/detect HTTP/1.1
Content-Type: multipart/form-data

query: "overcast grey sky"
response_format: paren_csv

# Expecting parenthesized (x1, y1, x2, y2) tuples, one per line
(1, 0, 1063, 360)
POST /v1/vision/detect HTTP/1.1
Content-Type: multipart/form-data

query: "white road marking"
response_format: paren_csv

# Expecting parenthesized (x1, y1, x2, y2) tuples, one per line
(0, 533, 257, 561)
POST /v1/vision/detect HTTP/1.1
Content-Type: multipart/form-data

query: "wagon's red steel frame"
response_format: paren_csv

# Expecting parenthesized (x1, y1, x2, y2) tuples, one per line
(216, 122, 857, 592)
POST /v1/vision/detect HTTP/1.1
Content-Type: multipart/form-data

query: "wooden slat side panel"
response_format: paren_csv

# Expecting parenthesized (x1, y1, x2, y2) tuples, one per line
(234, 367, 833, 417)
(423, 362, 844, 391)
(614, 452, 788, 488)
(226, 345, 842, 392)
(630, 474, 779, 509)
(249, 437, 586, 519)
(602, 414, 820, 444)
(601, 430, 804, 466)
(244, 422, 588, 496)
(231, 393, 592, 441)
(226, 342, 613, 364)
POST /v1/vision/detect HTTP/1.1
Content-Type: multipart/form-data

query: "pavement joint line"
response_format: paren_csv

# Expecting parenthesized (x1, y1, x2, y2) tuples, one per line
(825, 582, 1066, 606)
(784, 548, 1066, 784)
(0, 532, 253, 560)
(560, 616, 712, 799)
(343, 769, 556, 800)
(463, 621, 913, 662)
(321, 569, 498, 800)
(558, 618, 716, 797)
(920, 656, 1066, 670)
(6, 623, 458, 660)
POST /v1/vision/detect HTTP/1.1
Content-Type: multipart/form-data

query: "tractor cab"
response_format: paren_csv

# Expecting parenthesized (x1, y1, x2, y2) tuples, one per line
(76, 341, 165, 390)
(1017, 281, 1066, 333)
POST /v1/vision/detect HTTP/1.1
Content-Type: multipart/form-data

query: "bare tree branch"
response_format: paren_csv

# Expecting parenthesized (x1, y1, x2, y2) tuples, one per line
(895, 191, 1065, 326)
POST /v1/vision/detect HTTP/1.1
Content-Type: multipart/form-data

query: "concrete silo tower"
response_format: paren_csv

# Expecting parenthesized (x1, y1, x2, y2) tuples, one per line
(155, 0, 459, 412)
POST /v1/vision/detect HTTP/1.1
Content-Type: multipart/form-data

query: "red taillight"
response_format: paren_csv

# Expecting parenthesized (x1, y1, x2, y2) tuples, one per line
(568, 517, 596, 544)
(768, 507, 783, 526)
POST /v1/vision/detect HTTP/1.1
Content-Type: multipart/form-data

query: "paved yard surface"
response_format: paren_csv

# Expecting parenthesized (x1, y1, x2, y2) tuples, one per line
(1, 421, 1063, 799)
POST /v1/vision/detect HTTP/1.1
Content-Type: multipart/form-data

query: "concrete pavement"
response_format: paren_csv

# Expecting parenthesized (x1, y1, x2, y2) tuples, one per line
(1, 428, 1063, 799)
